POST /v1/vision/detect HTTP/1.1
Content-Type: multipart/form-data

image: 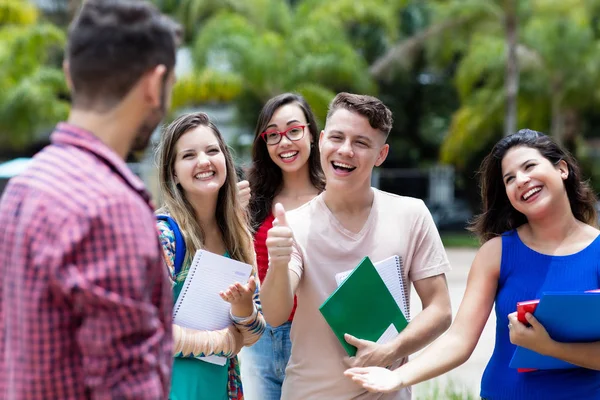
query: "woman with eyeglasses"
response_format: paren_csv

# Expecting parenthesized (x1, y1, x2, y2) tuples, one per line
(239, 93, 325, 400)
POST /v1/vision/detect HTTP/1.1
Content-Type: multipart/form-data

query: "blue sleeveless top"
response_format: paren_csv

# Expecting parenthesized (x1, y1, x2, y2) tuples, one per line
(480, 230, 600, 400)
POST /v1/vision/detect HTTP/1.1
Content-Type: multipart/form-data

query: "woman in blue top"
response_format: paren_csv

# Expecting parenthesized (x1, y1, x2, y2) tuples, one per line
(155, 112, 266, 399)
(345, 129, 600, 399)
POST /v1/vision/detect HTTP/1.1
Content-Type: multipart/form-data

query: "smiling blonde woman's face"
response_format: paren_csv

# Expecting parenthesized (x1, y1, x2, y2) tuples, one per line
(173, 125, 227, 199)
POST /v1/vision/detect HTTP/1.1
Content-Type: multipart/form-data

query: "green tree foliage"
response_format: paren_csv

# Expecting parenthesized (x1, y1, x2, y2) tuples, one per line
(0, 0, 68, 151)
(6, 0, 599, 184)
(361, 0, 600, 200)
(157, 0, 406, 126)
(368, 0, 600, 182)
(422, 0, 600, 169)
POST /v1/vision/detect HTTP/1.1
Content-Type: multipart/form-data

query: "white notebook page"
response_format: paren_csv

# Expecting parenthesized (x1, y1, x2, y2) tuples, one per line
(376, 323, 399, 345)
(335, 255, 408, 318)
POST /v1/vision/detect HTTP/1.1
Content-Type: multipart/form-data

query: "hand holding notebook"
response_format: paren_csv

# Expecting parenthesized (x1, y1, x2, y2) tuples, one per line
(173, 249, 253, 365)
(514, 300, 541, 373)
(319, 257, 409, 357)
(517, 299, 539, 326)
(510, 291, 600, 370)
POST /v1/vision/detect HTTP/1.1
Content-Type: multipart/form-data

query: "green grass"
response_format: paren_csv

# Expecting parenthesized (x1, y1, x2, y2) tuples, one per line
(415, 379, 477, 400)
(440, 232, 480, 248)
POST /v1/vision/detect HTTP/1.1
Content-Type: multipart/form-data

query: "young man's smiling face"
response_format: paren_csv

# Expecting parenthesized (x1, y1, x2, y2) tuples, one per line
(319, 108, 389, 193)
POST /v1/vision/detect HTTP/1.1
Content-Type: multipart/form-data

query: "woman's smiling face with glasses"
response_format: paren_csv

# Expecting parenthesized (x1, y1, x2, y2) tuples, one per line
(261, 103, 313, 173)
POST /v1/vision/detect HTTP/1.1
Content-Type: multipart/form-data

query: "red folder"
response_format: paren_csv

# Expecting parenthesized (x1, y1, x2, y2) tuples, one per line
(517, 299, 539, 325)
(516, 299, 540, 372)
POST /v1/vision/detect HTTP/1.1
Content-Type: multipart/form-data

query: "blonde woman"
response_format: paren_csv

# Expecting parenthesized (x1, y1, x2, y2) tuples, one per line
(155, 112, 265, 399)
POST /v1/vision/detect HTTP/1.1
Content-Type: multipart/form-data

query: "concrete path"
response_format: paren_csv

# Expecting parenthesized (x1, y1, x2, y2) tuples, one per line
(410, 248, 495, 398)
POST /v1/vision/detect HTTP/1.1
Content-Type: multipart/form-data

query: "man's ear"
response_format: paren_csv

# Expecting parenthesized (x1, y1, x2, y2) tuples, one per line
(144, 64, 167, 108)
(374, 144, 389, 167)
(63, 60, 74, 92)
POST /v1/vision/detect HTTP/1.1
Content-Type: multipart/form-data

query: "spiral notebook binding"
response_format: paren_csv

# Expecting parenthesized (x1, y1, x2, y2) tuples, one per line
(395, 256, 410, 321)
(173, 251, 202, 318)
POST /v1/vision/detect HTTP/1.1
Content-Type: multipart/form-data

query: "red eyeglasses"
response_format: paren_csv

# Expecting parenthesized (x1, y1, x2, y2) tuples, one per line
(260, 124, 309, 145)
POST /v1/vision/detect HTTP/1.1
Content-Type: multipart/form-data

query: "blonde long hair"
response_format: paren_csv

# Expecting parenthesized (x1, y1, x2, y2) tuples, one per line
(155, 112, 255, 272)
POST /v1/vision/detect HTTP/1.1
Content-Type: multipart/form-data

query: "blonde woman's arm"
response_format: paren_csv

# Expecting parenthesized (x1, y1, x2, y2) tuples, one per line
(220, 259, 266, 346)
(230, 268, 266, 346)
(172, 324, 243, 358)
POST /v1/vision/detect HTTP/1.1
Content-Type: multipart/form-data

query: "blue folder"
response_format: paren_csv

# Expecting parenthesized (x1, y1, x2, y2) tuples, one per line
(509, 292, 600, 370)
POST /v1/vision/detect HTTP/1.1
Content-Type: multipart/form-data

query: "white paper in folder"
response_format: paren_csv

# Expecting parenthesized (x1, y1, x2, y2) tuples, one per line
(335, 255, 409, 320)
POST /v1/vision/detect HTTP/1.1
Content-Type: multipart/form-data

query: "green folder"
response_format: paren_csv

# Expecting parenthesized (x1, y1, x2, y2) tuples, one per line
(319, 256, 409, 356)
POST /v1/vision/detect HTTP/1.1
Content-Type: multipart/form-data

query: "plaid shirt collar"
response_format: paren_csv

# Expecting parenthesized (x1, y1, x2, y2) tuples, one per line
(51, 122, 151, 204)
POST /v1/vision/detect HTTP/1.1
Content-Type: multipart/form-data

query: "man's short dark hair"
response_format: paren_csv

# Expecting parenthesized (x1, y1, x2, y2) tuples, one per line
(326, 92, 393, 137)
(67, 0, 182, 111)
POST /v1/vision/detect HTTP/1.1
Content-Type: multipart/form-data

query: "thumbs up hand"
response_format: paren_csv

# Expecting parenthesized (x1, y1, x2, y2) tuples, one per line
(272, 203, 289, 228)
(266, 203, 294, 268)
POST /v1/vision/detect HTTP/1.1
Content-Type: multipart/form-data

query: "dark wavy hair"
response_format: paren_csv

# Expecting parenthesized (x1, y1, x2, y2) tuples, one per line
(247, 93, 325, 230)
(469, 129, 598, 243)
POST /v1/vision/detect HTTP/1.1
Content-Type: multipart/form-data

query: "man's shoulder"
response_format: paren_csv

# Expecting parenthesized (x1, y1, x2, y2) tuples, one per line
(24, 145, 140, 207)
(374, 188, 428, 214)
(7, 172, 146, 236)
(286, 196, 320, 222)
(285, 197, 322, 246)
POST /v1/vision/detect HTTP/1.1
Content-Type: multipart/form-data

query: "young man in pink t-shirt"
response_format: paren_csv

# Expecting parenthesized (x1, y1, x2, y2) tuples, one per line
(260, 92, 453, 400)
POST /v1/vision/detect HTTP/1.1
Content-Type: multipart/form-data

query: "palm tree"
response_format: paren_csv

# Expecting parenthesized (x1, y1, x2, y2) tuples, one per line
(156, 0, 600, 171)
(503, 0, 518, 138)
(520, 1, 600, 145)
(367, 0, 600, 166)
(367, 1, 522, 163)
(442, 0, 600, 165)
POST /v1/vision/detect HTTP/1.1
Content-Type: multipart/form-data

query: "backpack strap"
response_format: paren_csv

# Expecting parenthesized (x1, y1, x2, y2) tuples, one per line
(156, 214, 186, 276)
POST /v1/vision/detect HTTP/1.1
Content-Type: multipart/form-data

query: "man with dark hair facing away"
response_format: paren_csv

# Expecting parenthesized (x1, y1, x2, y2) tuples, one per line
(0, 1, 181, 398)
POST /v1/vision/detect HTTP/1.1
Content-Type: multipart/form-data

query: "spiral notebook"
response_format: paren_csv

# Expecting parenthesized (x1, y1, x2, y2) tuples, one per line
(335, 255, 409, 320)
(173, 249, 253, 365)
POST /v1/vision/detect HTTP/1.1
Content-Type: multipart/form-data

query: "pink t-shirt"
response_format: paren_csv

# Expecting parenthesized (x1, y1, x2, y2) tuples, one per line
(282, 189, 451, 400)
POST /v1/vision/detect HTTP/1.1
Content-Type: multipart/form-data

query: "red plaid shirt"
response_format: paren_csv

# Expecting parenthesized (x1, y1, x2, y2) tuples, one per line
(0, 123, 173, 399)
